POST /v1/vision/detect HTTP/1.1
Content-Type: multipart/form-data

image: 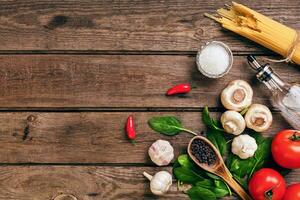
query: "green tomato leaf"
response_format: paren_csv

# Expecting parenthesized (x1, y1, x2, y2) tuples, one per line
(188, 186, 216, 200)
(174, 167, 204, 184)
(148, 116, 183, 136)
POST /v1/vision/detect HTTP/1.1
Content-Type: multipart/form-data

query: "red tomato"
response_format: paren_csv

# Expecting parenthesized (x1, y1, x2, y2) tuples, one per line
(248, 168, 286, 200)
(272, 130, 300, 169)
(283, 183, 300, 200)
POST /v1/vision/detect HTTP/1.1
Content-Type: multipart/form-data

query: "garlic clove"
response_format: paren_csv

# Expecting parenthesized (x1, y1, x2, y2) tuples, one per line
(143, 171, 172, 196)
(231, 134, 258, 159)
(245, 104, 273, 132)
(148, 140, 174, 166)
(221, 80, 253, 111)
(221, 110, 246, 135)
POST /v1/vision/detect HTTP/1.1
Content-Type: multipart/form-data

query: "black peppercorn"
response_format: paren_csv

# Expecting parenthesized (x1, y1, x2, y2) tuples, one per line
(191, 139, 217, 165)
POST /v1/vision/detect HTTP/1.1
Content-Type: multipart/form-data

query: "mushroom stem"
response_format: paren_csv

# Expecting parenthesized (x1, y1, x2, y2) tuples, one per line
(143, 172, 153, 181)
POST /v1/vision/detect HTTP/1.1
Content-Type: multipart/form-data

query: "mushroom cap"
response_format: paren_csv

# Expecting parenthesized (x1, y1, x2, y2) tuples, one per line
(221, 110, 246, 135)
(221, 80, 253, 111)
(148, 140, 174, 166)
(244, 104, 273, 132)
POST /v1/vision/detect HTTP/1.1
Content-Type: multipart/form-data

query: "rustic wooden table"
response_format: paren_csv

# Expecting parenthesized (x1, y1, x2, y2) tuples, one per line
(0, 0, 299, 199)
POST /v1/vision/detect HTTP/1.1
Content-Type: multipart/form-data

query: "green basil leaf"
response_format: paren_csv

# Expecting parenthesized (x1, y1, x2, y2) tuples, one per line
(148, 116, 183, 135)
(196, 179, 213, 188)
(248, 134, 272, 177)
(188, 186, 216, 200)
(205, 172, 220, 180)
(232, 174, 248, 190)
(227, 132, 272, 180)
(202, 106, 224, 131)
(206, 128, 227, 156)
(213, 180, 231, 197)
(227, 153, 255, 178)
(195, 179, 229, 197)
(214, 187, 229, 198)
(202, 106, 213, 127)
(174, 167, 204, 184)
(178, 154, 195, 169)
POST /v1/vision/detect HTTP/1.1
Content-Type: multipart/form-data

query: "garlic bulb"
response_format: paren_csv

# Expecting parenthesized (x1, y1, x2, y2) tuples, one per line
(143, 171, 172, 196)
(148, 140, 174, 166)
(221, 80, 253, 111)
(221, 110, 246, 135)
(244, 104, 273, 132)
(231, 134, 258, 159)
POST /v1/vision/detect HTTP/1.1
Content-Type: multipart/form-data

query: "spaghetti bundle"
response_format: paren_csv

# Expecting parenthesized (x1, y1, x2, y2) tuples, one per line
(205, 2, 300, 65)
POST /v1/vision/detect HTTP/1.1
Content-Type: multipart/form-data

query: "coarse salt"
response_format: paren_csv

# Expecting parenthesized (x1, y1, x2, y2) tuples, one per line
(196, 41, 233, 78)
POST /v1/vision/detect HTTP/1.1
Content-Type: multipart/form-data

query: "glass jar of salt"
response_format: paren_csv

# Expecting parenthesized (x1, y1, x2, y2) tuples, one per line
(247, 55, 300, 129)
(196, 41, 233, 78)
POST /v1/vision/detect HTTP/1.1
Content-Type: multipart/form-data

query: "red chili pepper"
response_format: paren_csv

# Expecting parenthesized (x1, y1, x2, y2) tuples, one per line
(166, 84, 191, 96)
(125, 115, 136, 141)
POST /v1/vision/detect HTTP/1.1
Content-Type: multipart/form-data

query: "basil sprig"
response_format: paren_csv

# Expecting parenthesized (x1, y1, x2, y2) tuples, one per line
(173, 154, 231, 200)
(202, 106, 227, 156)
(148, 116, 198, 136)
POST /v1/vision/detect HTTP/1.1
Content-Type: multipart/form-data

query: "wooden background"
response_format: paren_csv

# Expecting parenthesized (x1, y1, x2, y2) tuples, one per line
(0, 0, 299, 199)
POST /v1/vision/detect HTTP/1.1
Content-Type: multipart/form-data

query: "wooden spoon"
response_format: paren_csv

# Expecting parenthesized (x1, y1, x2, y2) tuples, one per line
(188, 136, 252, 200)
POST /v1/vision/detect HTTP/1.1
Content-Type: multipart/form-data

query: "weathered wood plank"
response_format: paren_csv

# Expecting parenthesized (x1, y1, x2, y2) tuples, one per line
(0, 112, 290, 163)
(0, 0, 299, 52)
(0, 166, 185, 200)
(0, 55, 299, 108)
(0, 166, 298, 200)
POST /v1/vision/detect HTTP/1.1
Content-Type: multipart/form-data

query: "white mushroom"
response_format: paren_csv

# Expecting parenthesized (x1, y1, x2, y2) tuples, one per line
(231, 134, 258, 159)
(221, 80, 253, 111)
(221, 110, 246, 135)
(244, 104, 273, 132)
(143, 171, 172, 196)
(148, 140, 174, 166)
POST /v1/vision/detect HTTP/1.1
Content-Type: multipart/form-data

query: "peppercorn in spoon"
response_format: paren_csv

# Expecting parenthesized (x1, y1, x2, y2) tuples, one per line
(188, 136, 252, 200)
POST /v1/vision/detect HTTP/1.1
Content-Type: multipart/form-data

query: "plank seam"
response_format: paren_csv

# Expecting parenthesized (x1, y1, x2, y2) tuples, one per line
(0, 107, 281, 112)
(0, 50, 276, 56)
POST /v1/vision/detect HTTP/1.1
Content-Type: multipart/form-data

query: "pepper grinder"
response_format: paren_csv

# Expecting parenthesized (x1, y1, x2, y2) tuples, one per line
(247, 55, 300, 130)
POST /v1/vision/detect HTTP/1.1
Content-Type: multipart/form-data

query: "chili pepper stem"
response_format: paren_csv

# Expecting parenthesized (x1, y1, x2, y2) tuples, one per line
(179, 128, 198, 136)
(131, 140, 136, 145)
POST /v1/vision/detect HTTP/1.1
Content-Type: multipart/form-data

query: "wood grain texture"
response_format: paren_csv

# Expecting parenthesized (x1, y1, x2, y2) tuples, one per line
(0, 166, 184, 200)
(0, 111, 291, 163)
(0, 55, 299, 108)
(0, 0, 299, 52)
(0, 166, 297, 200)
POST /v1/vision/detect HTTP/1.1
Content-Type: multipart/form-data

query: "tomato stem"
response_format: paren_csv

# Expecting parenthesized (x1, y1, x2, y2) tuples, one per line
(264, 188, 273, 200)
(289, 131, 300, 141)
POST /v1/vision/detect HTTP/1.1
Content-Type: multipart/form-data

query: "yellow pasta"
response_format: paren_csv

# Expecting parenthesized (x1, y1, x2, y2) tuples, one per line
(205, 2, 300, 65)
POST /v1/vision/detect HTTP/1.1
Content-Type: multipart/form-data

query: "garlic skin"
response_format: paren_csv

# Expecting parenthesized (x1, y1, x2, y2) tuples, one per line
(143, 171, 172, 196)
(245, 104, 273, 132)
(231, 134, 258, 159)
(221, 80, 253, 111)
(221, 110, 246, 135)
(148, 140, 174, 166)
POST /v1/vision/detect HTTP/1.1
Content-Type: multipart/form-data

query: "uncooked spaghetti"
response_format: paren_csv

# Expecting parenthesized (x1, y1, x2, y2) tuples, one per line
(205, 2, 300, 65)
